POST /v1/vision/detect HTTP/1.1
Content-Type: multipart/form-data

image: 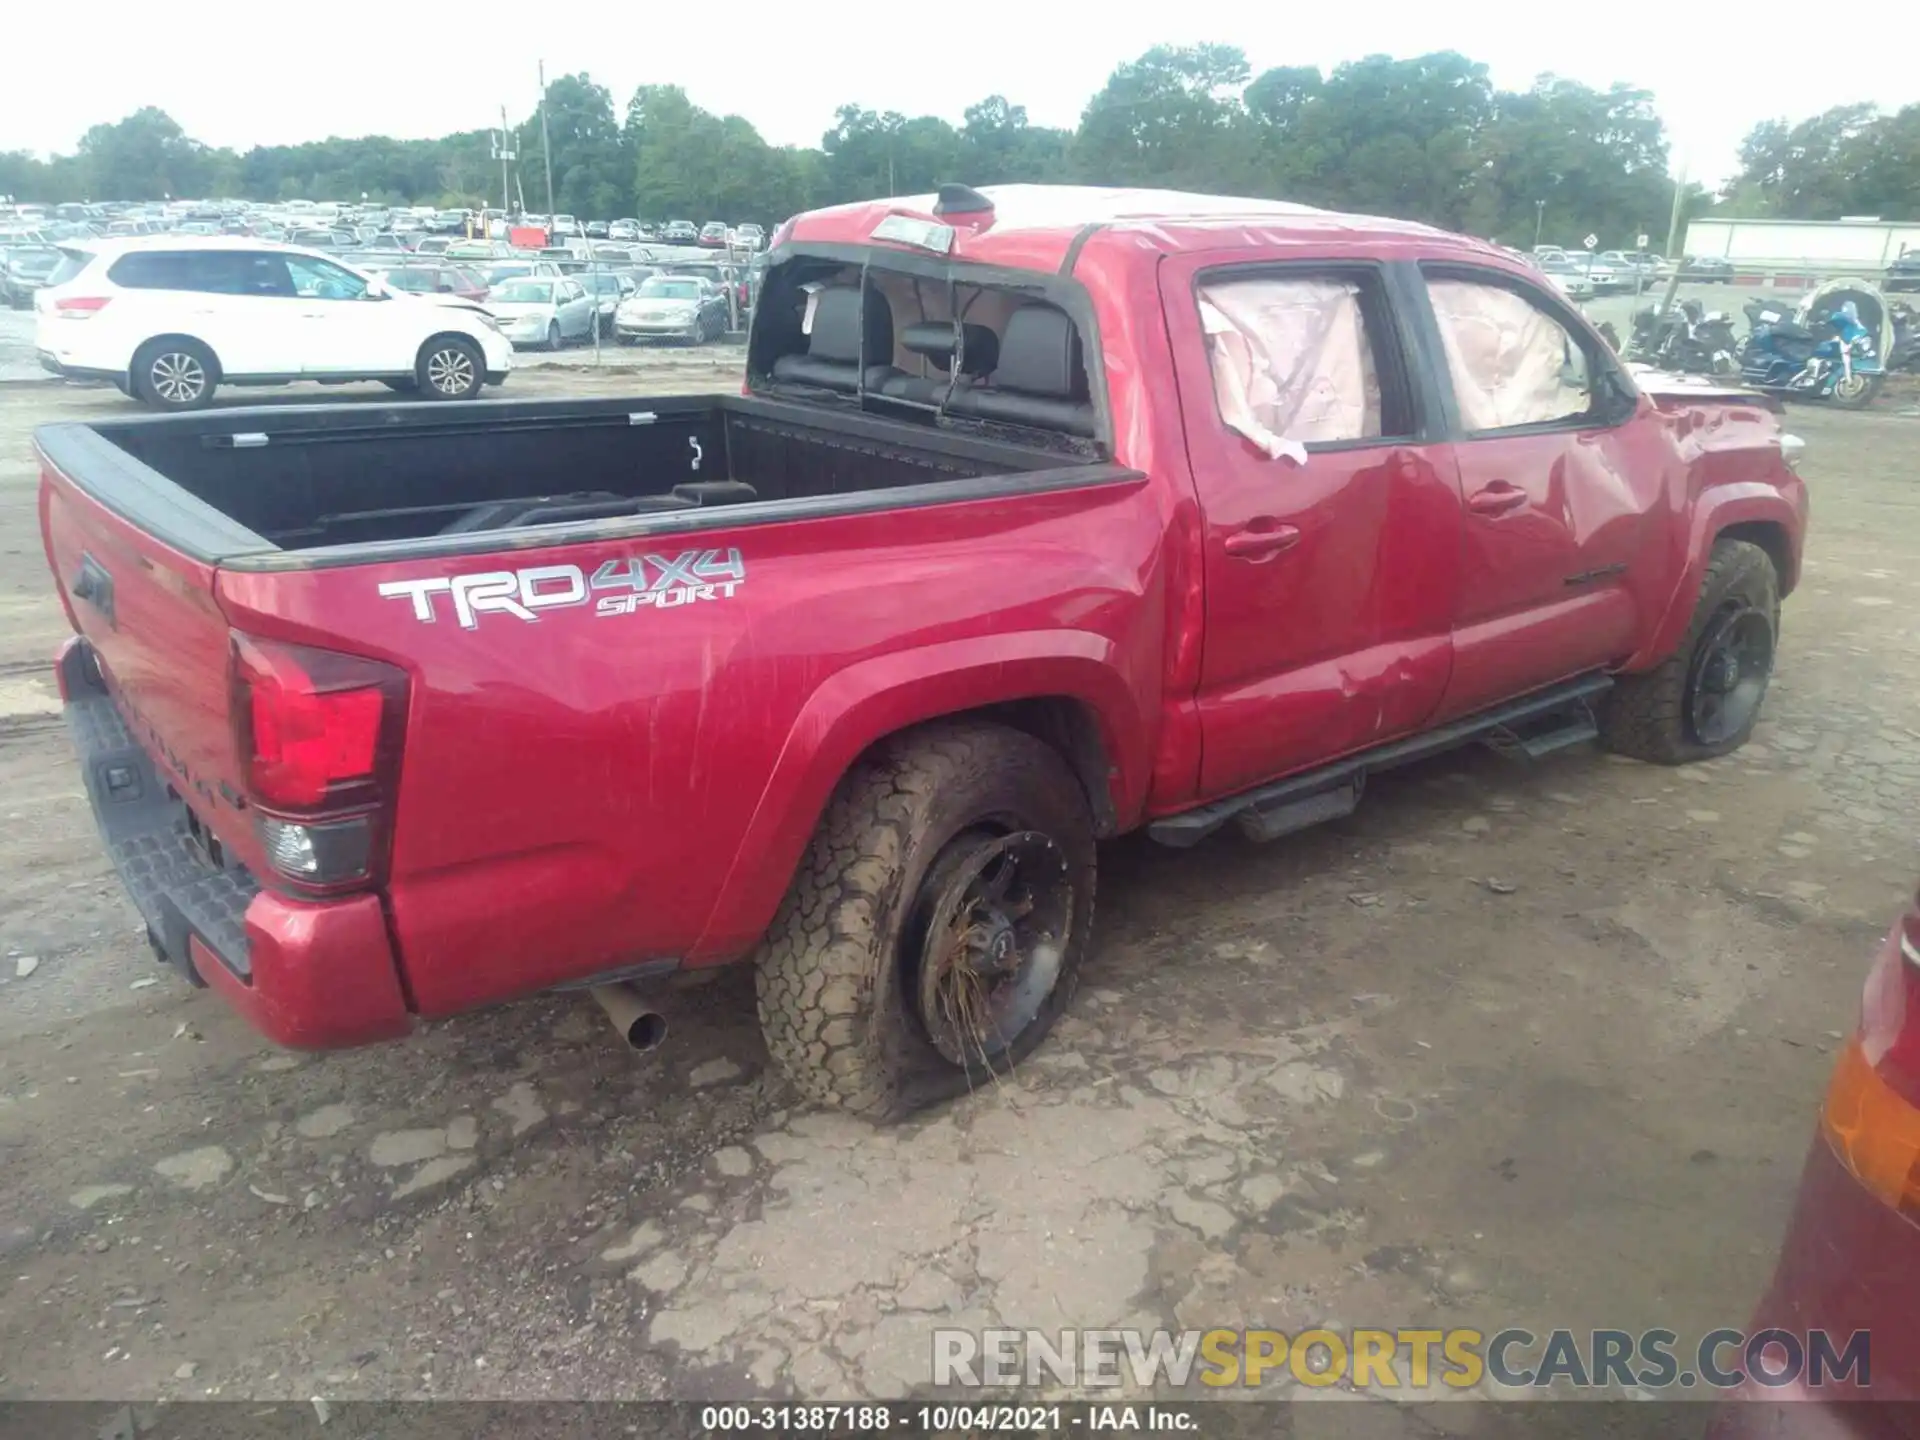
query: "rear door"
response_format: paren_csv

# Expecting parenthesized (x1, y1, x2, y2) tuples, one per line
(1161, 253, 1463, 799)
(105, 249, 300, 378)
(1407, 264, 1653, 719)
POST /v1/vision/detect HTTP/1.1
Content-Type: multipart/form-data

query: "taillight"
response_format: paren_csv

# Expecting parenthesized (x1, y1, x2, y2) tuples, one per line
(54, 295, 111, 319)
(1821, 887, 1920, 1216)
(230, 635, 406, 894)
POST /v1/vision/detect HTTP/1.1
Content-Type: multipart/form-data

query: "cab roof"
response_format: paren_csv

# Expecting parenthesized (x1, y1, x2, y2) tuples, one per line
(785, 183, 1502, 272)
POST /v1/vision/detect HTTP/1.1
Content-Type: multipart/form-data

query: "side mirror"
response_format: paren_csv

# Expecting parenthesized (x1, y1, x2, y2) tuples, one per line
(362, 279, 389, 301)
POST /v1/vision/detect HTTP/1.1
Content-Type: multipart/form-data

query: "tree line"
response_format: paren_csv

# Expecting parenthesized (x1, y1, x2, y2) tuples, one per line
(3, 45, 1916, 246)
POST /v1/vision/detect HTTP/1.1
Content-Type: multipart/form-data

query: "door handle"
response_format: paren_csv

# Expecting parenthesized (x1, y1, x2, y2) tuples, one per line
(1468, 482, 1529, 516)
(1223, 523, 1302, 560)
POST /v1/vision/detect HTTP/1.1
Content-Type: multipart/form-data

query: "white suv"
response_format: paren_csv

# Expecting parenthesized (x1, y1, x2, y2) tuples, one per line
(35, 235, 513, 410)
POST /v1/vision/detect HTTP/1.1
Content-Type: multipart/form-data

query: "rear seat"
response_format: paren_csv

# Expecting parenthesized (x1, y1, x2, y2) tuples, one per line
(769, 286, 900, 394)
(881, 321, 1000, 405)
(945, 304, 1096, 438)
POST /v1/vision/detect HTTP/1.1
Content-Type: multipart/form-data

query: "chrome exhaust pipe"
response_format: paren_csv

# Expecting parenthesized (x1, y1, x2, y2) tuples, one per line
(590, 983, 670, 1052)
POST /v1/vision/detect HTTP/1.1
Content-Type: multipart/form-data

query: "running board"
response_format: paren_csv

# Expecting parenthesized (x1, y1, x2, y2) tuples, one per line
(1147, 673, 1613, 849)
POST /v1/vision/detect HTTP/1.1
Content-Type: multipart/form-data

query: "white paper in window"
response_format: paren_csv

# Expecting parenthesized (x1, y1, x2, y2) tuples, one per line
(1425, 280, 1589, 430)
(1198, 277, 1382, 463)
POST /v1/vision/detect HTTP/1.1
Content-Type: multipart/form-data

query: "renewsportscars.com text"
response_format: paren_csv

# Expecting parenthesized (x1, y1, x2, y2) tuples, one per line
(932, 1327, 1871, 1392)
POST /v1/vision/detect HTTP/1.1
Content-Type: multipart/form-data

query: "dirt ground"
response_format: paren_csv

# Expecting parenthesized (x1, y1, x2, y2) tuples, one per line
(0, 366, 1915, 1423)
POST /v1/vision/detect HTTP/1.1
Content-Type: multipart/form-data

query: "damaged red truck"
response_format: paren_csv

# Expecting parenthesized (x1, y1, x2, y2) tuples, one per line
(37, 185, 1807, 1118)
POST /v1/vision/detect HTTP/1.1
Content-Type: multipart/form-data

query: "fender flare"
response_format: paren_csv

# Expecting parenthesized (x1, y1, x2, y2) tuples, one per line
(686, 630, 1150, 963)
(1626, 485, 1803, 672)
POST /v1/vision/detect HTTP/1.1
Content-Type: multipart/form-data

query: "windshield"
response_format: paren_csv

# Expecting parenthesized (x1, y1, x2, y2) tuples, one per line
(491, 280, 555, 304)
(639, 278, 701, 301)
(381, 270, 436, 292)
(484, 264, 530, 284)
(7, 248, 58, 270)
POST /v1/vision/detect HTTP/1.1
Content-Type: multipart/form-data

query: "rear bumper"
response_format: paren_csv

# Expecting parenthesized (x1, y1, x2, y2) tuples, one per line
(1707, 1133, 1920, 1437)
(59, 637, 412, 1049)
(38, 351, 120, 383)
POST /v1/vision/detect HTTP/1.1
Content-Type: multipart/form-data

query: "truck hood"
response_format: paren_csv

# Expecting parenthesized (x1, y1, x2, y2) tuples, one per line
(1625, 364, 1766, 403)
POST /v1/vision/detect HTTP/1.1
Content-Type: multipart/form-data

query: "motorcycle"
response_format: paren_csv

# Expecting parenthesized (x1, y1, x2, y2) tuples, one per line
(1738, 278, 1887, 408)
(1627, 297, 1740, 376)
(1889, 300, 1920, 375)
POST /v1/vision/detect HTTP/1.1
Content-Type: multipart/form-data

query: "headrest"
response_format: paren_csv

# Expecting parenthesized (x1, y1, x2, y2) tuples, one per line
(807, 286, 894, 365)
(900, 321, 1000, 377)
(993, 305, 1087, 399)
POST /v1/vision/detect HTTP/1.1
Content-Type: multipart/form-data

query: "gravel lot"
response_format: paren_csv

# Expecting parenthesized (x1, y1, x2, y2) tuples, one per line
(0, 363, 1916, 1421)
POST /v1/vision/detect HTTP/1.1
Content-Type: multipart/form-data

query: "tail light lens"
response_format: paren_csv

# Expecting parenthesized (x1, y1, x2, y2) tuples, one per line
(54, 295, 112, 319)
(230, 635, 407, 894)
(1821, 888, 1920, 1217)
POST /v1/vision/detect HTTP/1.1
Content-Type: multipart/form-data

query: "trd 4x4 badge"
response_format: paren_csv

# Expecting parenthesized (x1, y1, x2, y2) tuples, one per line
(378, 548, 746, 629)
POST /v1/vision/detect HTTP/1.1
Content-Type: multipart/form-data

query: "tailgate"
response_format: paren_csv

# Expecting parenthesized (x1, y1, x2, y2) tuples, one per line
(39, 453, 262, 878)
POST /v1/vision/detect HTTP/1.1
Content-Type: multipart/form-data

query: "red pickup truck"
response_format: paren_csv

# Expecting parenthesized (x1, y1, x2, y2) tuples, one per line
(37, 185, 1807, 1119)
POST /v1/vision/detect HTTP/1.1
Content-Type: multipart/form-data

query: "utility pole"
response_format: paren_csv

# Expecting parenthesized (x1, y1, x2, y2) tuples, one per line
(1663, 158, 1689, 261)
(494, 106, 515, 223)
(538, 60, 557, 219)
(1533, 199, 1545, 248)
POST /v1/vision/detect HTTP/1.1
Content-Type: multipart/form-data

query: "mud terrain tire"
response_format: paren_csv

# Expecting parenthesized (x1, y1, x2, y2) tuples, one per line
(754, 722, 1096, 1121)
(1601, 538, 1780, 764)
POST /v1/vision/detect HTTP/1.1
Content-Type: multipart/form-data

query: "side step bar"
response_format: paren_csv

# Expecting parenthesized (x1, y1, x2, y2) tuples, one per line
(1147, 672, 1613, 850)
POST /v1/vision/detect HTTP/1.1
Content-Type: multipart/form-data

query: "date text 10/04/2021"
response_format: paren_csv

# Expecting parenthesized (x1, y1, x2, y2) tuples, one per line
(699, 1405, 1196, 1432)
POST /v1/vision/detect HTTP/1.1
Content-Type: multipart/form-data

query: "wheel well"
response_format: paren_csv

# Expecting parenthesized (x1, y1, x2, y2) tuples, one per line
(1716, 521, 1795, 595)
(417, 331, 482, 365)
(133, 334, 222, 383)
(865, 698, 1118, 837)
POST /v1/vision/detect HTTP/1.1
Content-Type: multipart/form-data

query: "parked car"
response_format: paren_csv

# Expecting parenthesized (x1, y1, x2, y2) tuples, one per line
(698, 221, 730, 248)
(576, 270, 636, 335)
(1705, 879, 1920, 1434)
(663, 220, 698, 244)
(33, 235, 510, 408)
(609, 219, 641, 241)
(1594, 251, 1653, 289)
(34, 187, 1807, 1122)
(1885, 247, 1920, 293)
(485, 275, 597, 349)
(481, 260, 565, 288)
(733, 223, 766, 251)
(361, 233, 413, 254)
(2, 245, 61, 308)
(551, 214, 580, 238)
(1536, 253, 1594, 299)
(614, 274, 728, 343)
(585, 221, 610, 239)
(363, 264, 490, 307)
(1681, 256, 1736, 283)
(411, 236, 452, 257)
(426, 209, 470, 235)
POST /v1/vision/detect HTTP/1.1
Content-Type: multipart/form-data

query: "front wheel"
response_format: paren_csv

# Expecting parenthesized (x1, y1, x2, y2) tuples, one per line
(1830, 372, 1881, 409)
(131, 339, 217, 411)
(416, 337, 484, 400)
(755, 722, 1096, 1121)
(1600, 539, 1779, 764)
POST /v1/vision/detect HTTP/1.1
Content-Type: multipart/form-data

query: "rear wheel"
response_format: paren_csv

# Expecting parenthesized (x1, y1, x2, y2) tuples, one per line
(415, 337, 484, 400)
(1600, 538, 1779, 764)
(545, 321, 562, 352)
(131, 339, 217, 411)
(754, 722, 1096, 1121)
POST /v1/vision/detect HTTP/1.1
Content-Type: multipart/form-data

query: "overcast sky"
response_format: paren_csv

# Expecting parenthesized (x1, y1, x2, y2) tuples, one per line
(7, 2, 1916, 189)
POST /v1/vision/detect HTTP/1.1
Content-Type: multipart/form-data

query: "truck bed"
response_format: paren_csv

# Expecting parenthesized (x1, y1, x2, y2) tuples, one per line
(36, 394, 1102, 562)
